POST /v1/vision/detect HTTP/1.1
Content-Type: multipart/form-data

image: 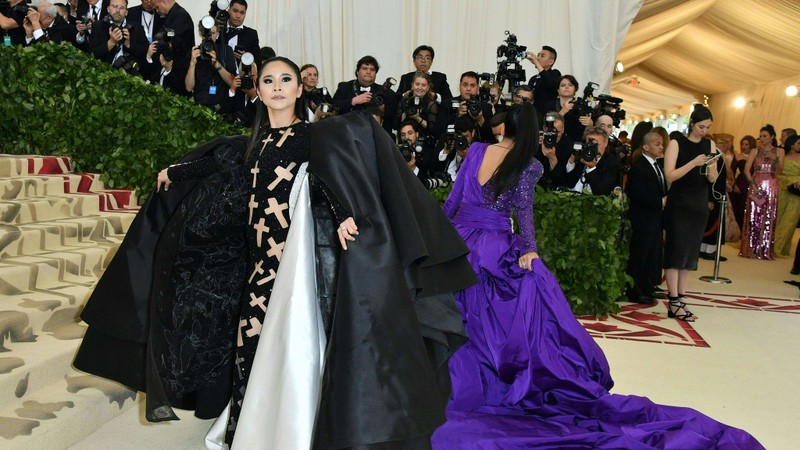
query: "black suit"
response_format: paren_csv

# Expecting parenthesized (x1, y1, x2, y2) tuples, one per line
(30, 15, 78, 46)
(398, 71, 452, 104)
(89, 18, 149, 65)
(155, 2, 193, 62)
(127, 5, 162, 42)
(567, 153, 622, 196)
(528, 68, 561, 120)
(537, 134, 574, 190)
(332, 79, 397, 134)
(141, 57, 189, 96)
(223, 25, 259, 60)
(76, 0, 110, 23)
(626, 155, 667, 301)
(449, 95, 494, 144)
(220, 89, 259, 127)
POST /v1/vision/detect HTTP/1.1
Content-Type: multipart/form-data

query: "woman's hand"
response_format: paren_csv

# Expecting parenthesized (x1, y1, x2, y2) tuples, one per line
(518, 251, 540, 271)
(578, 115, 593, 126)
(692, 154, 711, 167)
(157, 168, 171, 192)
(337, 217, 359, 250)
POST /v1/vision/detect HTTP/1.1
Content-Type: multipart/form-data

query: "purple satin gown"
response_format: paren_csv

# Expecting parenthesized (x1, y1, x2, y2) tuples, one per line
(433, 143, 763, 449)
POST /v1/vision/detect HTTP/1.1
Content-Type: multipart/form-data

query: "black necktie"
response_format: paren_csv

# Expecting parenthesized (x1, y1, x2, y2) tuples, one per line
(653, 161, 665, 195)
(91, 6, 98, 22)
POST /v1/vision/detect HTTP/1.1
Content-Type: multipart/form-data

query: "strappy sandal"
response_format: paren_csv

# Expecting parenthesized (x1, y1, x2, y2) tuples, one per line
(675, 294, 696, 317)
(668, 296, 697, 322)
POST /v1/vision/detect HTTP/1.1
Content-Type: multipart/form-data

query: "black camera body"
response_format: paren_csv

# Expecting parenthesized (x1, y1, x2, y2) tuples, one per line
(543, 115, 558, 149)
(112, 54, 140, 75)
(153, 28, 175, 61)
(571, 82, 598, 117)
(573, 139, 599, 162)
(445, 124, 470, 152)
(370, 77, 396, 106)
(465, 99, 482, 118)
(403, 94, 423, 117)
(596, 94, 627, 127)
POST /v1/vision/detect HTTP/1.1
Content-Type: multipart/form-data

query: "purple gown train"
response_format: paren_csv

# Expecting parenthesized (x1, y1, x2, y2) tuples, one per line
(433, 143, 763, 449)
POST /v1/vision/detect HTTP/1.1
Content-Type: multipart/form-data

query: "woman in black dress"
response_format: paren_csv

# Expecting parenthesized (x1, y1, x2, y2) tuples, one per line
(662, 104, 720, 321)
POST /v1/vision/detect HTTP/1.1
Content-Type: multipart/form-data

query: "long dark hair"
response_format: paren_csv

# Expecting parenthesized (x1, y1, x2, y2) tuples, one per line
(492, 102, 539, 199)
(761, 124, 778, 147)
(245, 56, 308, 162)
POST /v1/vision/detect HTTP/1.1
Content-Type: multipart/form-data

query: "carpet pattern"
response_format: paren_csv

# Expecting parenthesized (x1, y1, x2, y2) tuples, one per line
(577, 291, 800, 348)
(0, 155, 139, 449)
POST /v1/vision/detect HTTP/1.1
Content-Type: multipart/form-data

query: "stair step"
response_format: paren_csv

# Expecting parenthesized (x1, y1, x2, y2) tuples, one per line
(0, 155, 73, 178)
(1, 284, 95, 336)
(0, 176, 68, 201)
(0, 214, 133, 259)
(0, 348, 136, 449)
(0, 250, 107, 294)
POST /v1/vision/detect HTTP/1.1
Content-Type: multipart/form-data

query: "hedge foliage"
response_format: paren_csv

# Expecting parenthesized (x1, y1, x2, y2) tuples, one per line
(0, 42, 245, 197)
(533, 188, 630, 316)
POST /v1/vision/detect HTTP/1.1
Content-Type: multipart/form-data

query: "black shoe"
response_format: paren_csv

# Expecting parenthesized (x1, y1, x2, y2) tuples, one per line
(652, 286, 666, 293)
(791, 267, 800, 275)
(630, 296, 658, 305)
(701, 251, 727, 262)
(645, 291, 667, 299)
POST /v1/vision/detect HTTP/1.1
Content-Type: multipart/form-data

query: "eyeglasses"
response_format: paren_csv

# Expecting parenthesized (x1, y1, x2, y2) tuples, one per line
(415, 56, 432, 62)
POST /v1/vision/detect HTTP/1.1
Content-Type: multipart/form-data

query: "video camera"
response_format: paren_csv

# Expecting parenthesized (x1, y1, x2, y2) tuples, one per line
(595, 94, 626, 127)
(572, 82, 598, 117)
(496, 30, 527, 92)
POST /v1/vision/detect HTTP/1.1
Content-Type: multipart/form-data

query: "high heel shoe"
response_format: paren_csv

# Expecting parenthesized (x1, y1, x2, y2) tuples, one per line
(675, 294, 696, 317)
(668, 296, 697, 322)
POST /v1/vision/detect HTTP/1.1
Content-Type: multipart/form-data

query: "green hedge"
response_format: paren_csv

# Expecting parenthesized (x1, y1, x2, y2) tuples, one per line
(436, 185, 630, 316)
(534, 188, 629, 316)
(0, 43, 245, 198)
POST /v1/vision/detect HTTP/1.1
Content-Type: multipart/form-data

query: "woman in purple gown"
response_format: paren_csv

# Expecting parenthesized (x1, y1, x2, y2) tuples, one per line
(432, 103, 764, 449)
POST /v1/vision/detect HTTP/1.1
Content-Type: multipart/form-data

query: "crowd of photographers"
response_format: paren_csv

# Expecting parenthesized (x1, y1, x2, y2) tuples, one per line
(3, 0, 633, 194)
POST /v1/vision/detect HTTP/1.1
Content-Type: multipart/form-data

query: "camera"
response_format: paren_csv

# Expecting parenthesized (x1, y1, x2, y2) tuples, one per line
(496, 30, 527, 92)
(595, 94, 627, 127)
(573, 139, 599, 162)
(111, 54, 140, 75)
(238, 52, 255, 90)
(465, 99, 482, 118)
(399, 141, 415, 163)
(104, 14, 131, 34)
(198, 15, 217, 61)
(371, 77, 396, 106)
(209, 0, 230, 30)
(153, 28, 175, 61)
(543, 114, 558, 148)
(402, 95, 423, 117)
(445, 124, 470, 152)
(572, 81, 598, 117)
(421, 175, 451, 190)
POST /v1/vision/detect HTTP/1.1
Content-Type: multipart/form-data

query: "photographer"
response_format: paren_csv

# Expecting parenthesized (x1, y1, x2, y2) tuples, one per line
(450, 71, 494, 143)
(219, 53, 258, 126)
(1, 0, 28, 45)
(223, 0, 259, 63)
(127, 0, 160, 43)
(565, 126, 622, 195)
(300, 63, 332, 120)
(141, 28, 187, 95)
(512, 84, 534, 105)
(397, 45, 452, 105)
(399, 119, 436, 179)
(525, 45, 561, 118)
(89, 0, 149, 70)
(395, 71, 441, 139)
(538, 112, 574, 190)
(332, 55, 397, 133)
(184, 18, 235, 110)
(74, 0, 110, 50)
(153, 0, 193, 63)
(23, 1, 77, 46)
(437, 115, 476, 181)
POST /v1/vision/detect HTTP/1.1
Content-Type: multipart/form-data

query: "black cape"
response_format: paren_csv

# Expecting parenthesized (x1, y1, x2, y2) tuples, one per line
(74, 113, 477, 448)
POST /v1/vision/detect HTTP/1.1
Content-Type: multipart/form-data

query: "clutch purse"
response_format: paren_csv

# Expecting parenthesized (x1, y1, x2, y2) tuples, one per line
(788, 185, 800, 196)
(749, 189, 767, 207)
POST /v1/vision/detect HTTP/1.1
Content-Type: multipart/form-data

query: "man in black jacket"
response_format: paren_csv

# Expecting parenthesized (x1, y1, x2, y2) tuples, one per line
(525, 45, 561, 120)
(126, 0, 160, 43)
(397, 45, 452, 104)
(565, 126, 622, 196)
(0, 0, 29, 46)
(23, 2, 78, 46)
(332, 55, 397, 134)
(222, 0, 259, 62)
(89, 0, 148, 67)
(449, 71, 494, 143)
(625, 131, 668, 304)
(154, 0, 193, 62)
